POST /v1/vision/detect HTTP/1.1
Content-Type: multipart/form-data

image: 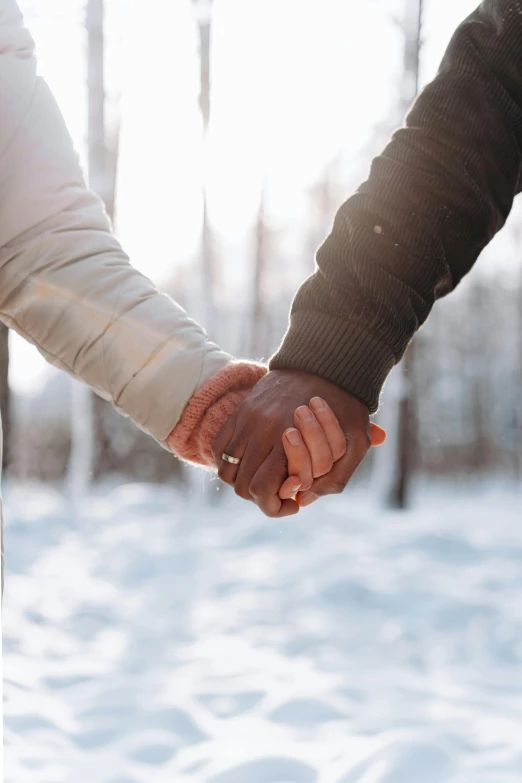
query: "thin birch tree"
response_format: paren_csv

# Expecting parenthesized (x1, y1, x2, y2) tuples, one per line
(372, 0, 423, 509)
(67, 0, 106, 501)
(193, 0, 216, 333)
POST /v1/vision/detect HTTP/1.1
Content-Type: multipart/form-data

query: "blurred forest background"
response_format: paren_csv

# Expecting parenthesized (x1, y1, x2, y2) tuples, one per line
(3, 0, 522, 509)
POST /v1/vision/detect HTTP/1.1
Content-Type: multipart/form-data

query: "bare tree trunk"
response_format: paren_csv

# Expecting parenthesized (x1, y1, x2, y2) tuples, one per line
(371, 0, 423, 509)
(190, 1, 222, 503)
(0, 324, 9, 473)
(306, 158, 339, 277)
(250, 186, 270, 359)
(86, 0, 107, 198)
(469, 280, 494, 472)
(104, 118, 121, 225)
(92, 72, 121, 481)
(388, 344, 417, 507)
(386, 0, 423, 509)
(68, 0, 106, 502)
(511, 228, 522, 477)
(194, 0, 216, 333)
(516, 286, 522, 478)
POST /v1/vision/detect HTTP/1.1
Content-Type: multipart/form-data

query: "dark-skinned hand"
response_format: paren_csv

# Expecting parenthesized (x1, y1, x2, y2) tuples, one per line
(212, 369, 385, 517)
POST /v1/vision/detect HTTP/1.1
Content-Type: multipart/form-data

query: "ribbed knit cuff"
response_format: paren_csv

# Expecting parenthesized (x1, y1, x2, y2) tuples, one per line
(269, 311, 396, 414)
(167, 361, 267, 468)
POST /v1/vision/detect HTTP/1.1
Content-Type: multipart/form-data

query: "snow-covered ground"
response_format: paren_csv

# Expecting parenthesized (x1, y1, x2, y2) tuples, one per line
(3, 479, 522, 783)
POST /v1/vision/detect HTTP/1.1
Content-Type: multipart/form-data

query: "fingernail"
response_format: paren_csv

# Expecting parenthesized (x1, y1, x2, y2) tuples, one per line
(299, 492, 319, 507)
(296, 406, 313, 422)
(285, 428, 301, 446)
(291, 484, 302, 493)
(310, 397, 326, 412)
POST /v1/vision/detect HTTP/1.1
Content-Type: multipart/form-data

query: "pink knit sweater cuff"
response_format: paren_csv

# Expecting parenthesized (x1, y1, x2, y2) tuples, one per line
(166, 362, 267, 468)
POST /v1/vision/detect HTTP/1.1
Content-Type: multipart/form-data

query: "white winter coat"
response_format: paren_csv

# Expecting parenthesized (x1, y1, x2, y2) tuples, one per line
(0, 0, 231, 582)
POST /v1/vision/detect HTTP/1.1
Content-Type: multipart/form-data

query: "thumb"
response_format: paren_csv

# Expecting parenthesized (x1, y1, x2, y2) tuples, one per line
(370, 422, 386, 447)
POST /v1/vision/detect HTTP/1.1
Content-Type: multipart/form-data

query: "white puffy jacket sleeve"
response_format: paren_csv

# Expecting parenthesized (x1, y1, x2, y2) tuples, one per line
(0, 0, 232, 447)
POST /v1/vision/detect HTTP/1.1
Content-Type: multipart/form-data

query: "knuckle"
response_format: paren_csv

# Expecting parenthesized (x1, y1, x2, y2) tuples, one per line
(217, 463, 229, 481)
(235, 482, 252, 501)
(323, 480, 346, 495)
(333, 440, 348, 461)
(349, 430, 371, 455)
(249, 478, 264, 499)
(313, 457, 333, 477)
(211, 442, 222, 464)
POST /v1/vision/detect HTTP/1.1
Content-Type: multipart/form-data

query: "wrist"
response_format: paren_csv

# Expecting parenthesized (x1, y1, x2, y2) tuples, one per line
(270, 311, 395, 414)
(167, 361, 267, 467)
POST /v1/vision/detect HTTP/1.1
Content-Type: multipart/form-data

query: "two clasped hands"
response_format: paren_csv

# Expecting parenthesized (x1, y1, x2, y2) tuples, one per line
(5, 0, 515, 530)
(212, 370, 386, 517)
